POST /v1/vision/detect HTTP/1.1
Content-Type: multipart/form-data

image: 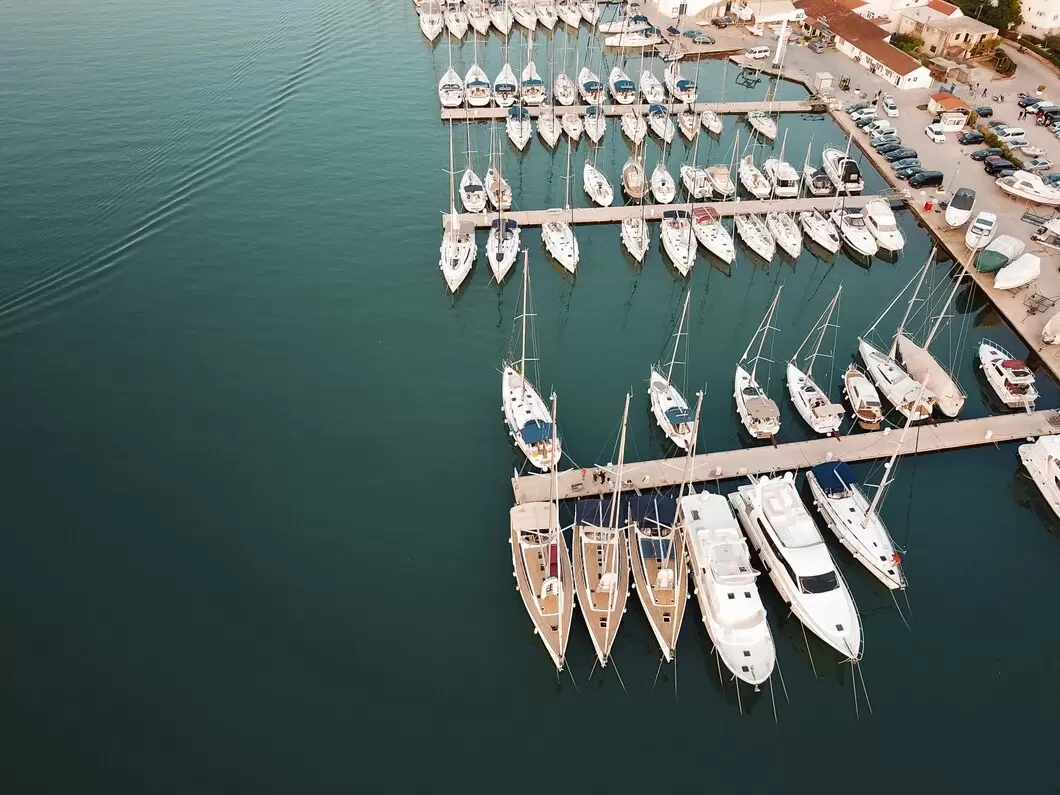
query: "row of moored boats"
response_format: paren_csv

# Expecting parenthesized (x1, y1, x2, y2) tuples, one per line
(417, 0, 602, 41)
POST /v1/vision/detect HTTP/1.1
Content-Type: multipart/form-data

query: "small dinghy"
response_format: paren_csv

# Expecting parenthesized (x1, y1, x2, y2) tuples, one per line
(975, 234, 1025, 273)
(979, 340, 1038, 410)
(994, 252, 1040, 290)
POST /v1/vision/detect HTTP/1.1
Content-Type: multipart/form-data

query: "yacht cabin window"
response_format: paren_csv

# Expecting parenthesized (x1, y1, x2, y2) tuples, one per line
(799, 571, 839, 594)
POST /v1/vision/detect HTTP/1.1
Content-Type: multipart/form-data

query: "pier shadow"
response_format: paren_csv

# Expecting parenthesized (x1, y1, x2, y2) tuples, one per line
(1012, 464, 1060, 541)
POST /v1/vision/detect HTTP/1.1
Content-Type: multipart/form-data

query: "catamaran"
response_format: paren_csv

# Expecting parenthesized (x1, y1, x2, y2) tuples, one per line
(511, 0, 538, 31)
(620, 109, 647, 145)
(979, 340, 1039, 410)
(573, 394, 632, 668)
(649, 291, 696, 449)
(459, 121, 487, 213)
(542, 138, 579, 272)
(735, 288, 782, 440)
(584, 105, 607, 144)
(509, 396, 574, 671)
(440, 123, 477, 293)
(664, 63, 697, 103)
(660, 210, 696, 276)
(798, 209, 840, 254)
(734, 213, 775, 262)
(647, 104, 675, 144)
(506, 105, 532, 149)
(609, 66, 637, 104)
(420, 2, 445, 41)
(444, 0, 469, 38)
(729, 473, 863, 660)
(787, 287, 845, 436)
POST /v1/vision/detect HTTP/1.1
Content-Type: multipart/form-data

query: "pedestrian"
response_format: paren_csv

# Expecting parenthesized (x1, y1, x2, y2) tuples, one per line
(983, 88, 988, 98)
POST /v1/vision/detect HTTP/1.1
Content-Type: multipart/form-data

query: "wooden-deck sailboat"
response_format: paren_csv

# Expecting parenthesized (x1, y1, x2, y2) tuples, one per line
(735, 288, 782, 440)
(573, 393, 632, 668)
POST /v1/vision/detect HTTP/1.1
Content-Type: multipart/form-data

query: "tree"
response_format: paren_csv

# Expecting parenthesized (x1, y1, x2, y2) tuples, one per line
(953, 0, 1023, 32)
(1043, 34, 1060, 53)
(891, 32, 925, 54)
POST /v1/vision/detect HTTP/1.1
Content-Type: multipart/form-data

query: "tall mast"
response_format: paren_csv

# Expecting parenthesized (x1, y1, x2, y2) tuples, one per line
(805, 286, 841, 380)
(666, 290, 690, 385)
(743, 287, 782, 380)
(800, 135, 812, 199)
(865, 380, 925, 526)
(677, 390, 704, 502)
(924, 268, 966, 348)
(728, 130, 740, 235)
(607, 392, 631, 531)
(890, 246, 935, 359)
(548, 390, 562, 670)
(520, 249, 529, 393)
(448, 121, 457, 225)
(564, 134, 572, 213)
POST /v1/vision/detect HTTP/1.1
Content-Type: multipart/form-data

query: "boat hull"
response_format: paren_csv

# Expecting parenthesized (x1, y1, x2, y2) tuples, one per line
(573, 523, 630, 667)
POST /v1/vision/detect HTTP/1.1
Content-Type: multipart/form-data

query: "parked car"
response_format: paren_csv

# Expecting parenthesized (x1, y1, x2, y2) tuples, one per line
(1018, 94, 1041, 108)
(996, 168, 1018, 179)
(987, 120, 1008, 129)
(1044, 173, 1060, 186)
(711, 15, 733, 27)
(870, 132, 901, 148)
(924, 124, 947, 143)
(809, 40, 826, 53)
(874, 140, 904, 153)
(693, 34, 715, 44)
(883, 96, 899, 117)
(1025, 157, 1054, 172)
(850, 108, 877, 123)
(909, 170, 944, 188)
(891, 158, 922, 171)
(970, 147, 1004, 161)
(854, 115, 879, 129)
(1037, 109, 1060, 126)
(845, 102, 870, 114)
(984, 158, 1015, 175)
(895, 165, 925, 180)
(683, 29, 699, 38)
(974, 105, 994, 118)
(884, 147, 917, 161)
(667, 25, 680, 34)
(959, 131, 985, 145)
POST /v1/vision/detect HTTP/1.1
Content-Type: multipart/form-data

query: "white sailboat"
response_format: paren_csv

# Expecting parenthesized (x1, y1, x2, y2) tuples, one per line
(729, 473, 863, 660)
(438, 49, 465, 108)
(979, 340, 1038, 411)
(735, 288, 782, 440)
(862, 199, 905, 251)
(536, 0, 558, 29)
(511, 0, 538, 31)
(766, 209, 802, 259)
(584, 105, 607, 144)
(798, 209, 840, 254)
(701, 109, 723, 135)
(542, 138, 579, 272)
(467, 1, 492, 35)
(520, 39, 546, 106)
(561, 110, 583, 141)
(786, 287, 845, 436)
(578, 65, 604, 105)
(639, 68, 665, 104)
(494, 60, 519, 107)
(553, 63, 577, 105)
(621, 216, 649, 262)
(465, 38, 493, 107)
(556, 0, 583, 28)
(506, 105, 532, 149)
(440, 123, 477, 293)
(664, 62, 697, 104)
(485, 128, 513, 210)
(660, 210, 696, 275)
(420, 2, 445, 41)
(608, 65, 637, 104)
(647, 104, 675, 144)
(578, 0, 600, 24)
(738, 155, 770, 199)
(678, 106, 698, 141)
(734, 213, 775, 262)
(502, 252, 562, 470)
(444, 0, 469, 38)
(620, 109, 647, 145)
(459, 120, 487, 213)
(537, 106, 561, 148)
(583, 159, 614, 206)
(649, 292, 697, 449)
(487, 217, 521, 282)
(651, 162, 676, 204)
(1018, 436, 1060, 521)
(746, 111, 777, 141)
(692, 207, 734, 263)
(830, 207, 877, 257)
(489, 0, 514, 34)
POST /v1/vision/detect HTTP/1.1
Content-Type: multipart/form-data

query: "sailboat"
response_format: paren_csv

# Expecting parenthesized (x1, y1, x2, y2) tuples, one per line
(487, 218, 521, 282)
(542, 138, 579, 272)
(1018, 436, 1060, 520)
(787, 287, 845, 436)
(700, 109, 723, 135)
(647, 104, 675, 144)
(553, 69, 577, 105)
(536, 0, 558, 29)
(734, 213, 775, 262)
(609, 65, 637, 104)
(678, 106, 698, 141)
(578, 0, 600, 24)
(766, 210, 801, 259)
(537, 36, 562, 148)
(729, 473, 863, 661)
(738, 154, 770, 199)
(509, 393, 574, 671)
(467, 1, 492, 35)
(664, 62, 697, 104)
(798, 209, 840, 254)
(511, 0, 538, 31)
(746, 111, 777, 141)
(520, 38, 546, 106)
(692, 207, 734, 263)
(561, 110, 583, 141)
(444, 0, 469, 38)
(556, 0, 583, 27)
(859, 259, 938, 422)
(649, 292, 696, 449)
(502, 252, 562, 469)
(763, 137, 799, 198)
(621, 211, 649, 262)
(440, 123, 477, 293)
(583, 157, 614, 207)
(639, 68, 665, 104)
(620, 109, 647, 145)
(438, 33, 465, 108)
(486, 123, 514, 210)
(584, 105, 607, 144)
(573, 394, 632, 668)
(735, 288, 782, 440)
(801, 137, 832, 196)
(894, 249, 966, 417)
(489, 0, 514, 34)
(459, 121, 487, 213)
(465, 36, 493, 107)
(651, 161, 676, 204)
(661, 210, 696, 275)
(419, 2, 445, 41)
(622, 147, 647, 200)
(578, 64, 604, 105)
(506, 105, 532, 150)
(494, 59, 519, 107)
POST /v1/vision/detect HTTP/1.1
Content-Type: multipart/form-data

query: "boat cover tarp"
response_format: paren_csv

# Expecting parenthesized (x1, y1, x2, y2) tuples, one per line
(811, 462, 858, 495)
(745, 396, 780, 420)
(951, 187, 975, 209)
(649, 104, 668, 114)
(614, 80, 635, 90)
(491, 218, 518, 230)
(496, 83, 517, 92)
(665, 406, 693, 424)
(587, 106, 602, 116)
(519, 419, 553, 444)
(522, 79, 544, 86)
(693, 207, 721, 223)
(625, 494, 677, 529)
(663, 209, 690, 219)
(632, 14, 648, 22)
(677, 79, 695, 90)
(583, 80, 603, 90)
(575, 497, 615, 527)
(468, 80, 491, 87)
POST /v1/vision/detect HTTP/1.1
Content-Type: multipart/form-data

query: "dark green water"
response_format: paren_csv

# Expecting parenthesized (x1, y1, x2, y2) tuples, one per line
(5, 1, 1060, 791)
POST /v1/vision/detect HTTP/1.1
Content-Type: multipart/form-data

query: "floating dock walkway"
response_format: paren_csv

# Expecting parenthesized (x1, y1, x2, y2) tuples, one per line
(444, 195, 887, 230)
(511, 410, 1060, 504)
(440, 99, 816, 121)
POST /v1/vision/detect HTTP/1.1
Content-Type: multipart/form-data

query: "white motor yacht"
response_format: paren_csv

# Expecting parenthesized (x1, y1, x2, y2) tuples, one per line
(664, 63, 697, 103)
(578, 0, 600, 24)
(542, 216, 579, 272)
(705, 164, 735, 198)
(561, 111, 583, 141)
(763, 158, 799, 198)
(746, 111, 777, 141)
(682, 491, 776, 686)
(830, 208, 877, 257)
(622, 157, 647, 200)
(486, 166, 513, 210)
(729, 474, 863, 660)
(584, 106, 607, 144)
(995, 252, 1041, 291)
(1018, 436, 1060, 521)
(996, 170, 1060, 205)
(680, 165, 711, 200)
(650, 162, 676, 204)
(535, 0, 558, 28)
(621, 217, 650, 262)
(486, 217, 521, 282)
(692, 206, 735, 264)
(766, 211, 802, 258)
(459, 168, 487, 213)
(620, 110, 647, 145)
(700, 110, 723, 135)
(738, 155, 771, 199)
(464, 64, 493, 107)
(945, 188, 975, 228)
(608, 66, 637, 105)
(802, 165, 833, 196)
(822, 148, 864, 193)
(511, 0, 538, 31)
(506, 106, 532, 150)
(489, 0, 515, 34)
(444, 1, 469, 37)
(556, 0, 583, 27)
(493, 63, 519, 107)
(806, 462, 906, 591)
(639, 69, 666, 104)
(862, 200, 905, 251)
(467, 1, 492, 34)
(798, 209, 841, 254)
(438, 68, 465, 108)
(734, 214, 775, 262)
(858, 337, 935, 421)
(965, 211, 997, 251)
(979, 339, 1038, 410)
(660, 210, 697, 276)
(583, 162, 614, 206)
(553, 71, 577, 106)
(843, 364, 884, 430)
(537, 107, 561, 148)
(419, 2, 445, 40)
(577, 66, 604, 105)
(647, 104, 675, 143)
(604, 25, 663, 48)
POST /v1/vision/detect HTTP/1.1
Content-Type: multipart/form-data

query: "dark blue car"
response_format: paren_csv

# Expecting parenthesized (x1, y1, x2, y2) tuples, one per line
(884, 147, 917, 161)
(895, 165, 924, 180)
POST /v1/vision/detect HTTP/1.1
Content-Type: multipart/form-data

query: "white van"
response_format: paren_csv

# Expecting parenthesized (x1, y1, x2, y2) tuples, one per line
(864, 119, 893, 134)
(745, 46, 770, 60)
(996, 126, 1027, 144)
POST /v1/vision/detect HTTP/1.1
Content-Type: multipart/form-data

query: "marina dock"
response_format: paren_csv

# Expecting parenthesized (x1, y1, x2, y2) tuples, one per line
(510, 410, 1060, 504)
(440, 100, 816, 121)
(444, 194, 888, 229)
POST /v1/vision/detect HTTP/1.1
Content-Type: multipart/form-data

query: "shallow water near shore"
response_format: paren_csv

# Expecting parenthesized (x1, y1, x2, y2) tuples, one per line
(4, 1, 1060, 791)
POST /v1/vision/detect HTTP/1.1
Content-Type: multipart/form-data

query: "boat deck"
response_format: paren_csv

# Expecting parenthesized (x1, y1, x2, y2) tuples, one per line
(440, 100, 815, 121)
(510, 409, 1060, 504)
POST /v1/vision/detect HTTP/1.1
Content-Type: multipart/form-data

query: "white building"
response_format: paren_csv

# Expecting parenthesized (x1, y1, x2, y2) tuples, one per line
(1019, 0, 1060, 37)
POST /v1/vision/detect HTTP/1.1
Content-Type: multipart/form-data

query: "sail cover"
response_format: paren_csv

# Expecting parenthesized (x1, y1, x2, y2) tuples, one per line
(649, 104, 668, 115)
(583, 80, 603, 90)
(626, 495, 677, 529)
(519, 420, 554, 444)
(575, 497, 615, 527)
(665, 406, 693, 424)
(811, 462, 857, 495)
(614, 79, 635, 91)
(677, 79, 695, 90)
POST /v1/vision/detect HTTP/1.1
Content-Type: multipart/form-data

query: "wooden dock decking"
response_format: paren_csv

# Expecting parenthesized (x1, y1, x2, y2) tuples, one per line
(440, 100, 815, 122)
(444, 195, 887, 229)
(510, 410, 1060, 504)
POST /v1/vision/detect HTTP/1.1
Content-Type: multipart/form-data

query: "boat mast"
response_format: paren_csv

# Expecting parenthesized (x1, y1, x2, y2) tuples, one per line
(800, 136, 812, 199)
(800, 286, 841, 379)
(744, 286, 782, 380)
(923, 268, 966, 349)
(448, 121, 457, 228)
(520, 249, 529, 394)
(607, 392, 631, 531)
(677, 390, 704, 502)
(889, 246, 935, 359)
(865, 380, 926, 526)
(728, 130, 740, 236)
(564, 134, 573, 214)
(666, 290, 691, 385)
(547, 390, 564, 671)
